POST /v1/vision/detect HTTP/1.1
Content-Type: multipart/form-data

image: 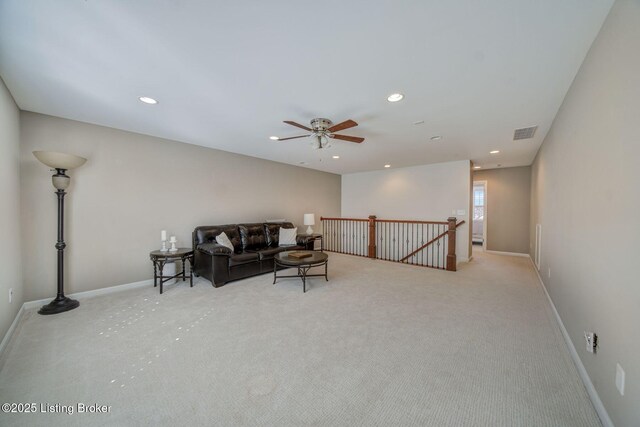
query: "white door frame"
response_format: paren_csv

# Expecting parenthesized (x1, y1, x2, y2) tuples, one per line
(535, 224, 542, 270)
(472, 180, 488, 250)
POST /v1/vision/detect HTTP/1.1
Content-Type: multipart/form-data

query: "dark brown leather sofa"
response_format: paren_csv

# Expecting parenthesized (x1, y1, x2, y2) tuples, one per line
(192, 222, 313, 287)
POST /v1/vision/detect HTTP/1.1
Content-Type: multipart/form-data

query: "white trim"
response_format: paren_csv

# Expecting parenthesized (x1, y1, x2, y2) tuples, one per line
(485, 250, 530, 257)
(528, 256, 613, 427)
(23, 279, 154, 310)
(535, 224, 542, 270)
(0, 305, 24, 358)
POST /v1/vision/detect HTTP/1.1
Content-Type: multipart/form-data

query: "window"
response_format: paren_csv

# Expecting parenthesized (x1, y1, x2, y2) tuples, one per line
(473, 186, 485, 220)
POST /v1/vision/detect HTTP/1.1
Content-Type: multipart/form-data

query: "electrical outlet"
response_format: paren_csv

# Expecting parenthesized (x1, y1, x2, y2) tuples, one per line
(584, 332, 597, 353)
(9, 288, 13, 304)
(616, 363, 625, 396)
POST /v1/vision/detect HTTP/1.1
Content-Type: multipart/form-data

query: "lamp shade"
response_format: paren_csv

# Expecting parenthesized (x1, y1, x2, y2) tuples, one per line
(304, 213, 315, 226)
(33, 151, 87, 170)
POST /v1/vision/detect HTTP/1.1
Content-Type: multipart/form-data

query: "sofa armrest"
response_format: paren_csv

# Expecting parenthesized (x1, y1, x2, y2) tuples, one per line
(296, 234, 312, 246)
(197, 243, 232, 256)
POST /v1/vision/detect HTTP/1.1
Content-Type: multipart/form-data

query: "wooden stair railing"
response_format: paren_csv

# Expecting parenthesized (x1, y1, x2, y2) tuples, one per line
(400, 218, 466, 267)
(320, 216, 465, 271)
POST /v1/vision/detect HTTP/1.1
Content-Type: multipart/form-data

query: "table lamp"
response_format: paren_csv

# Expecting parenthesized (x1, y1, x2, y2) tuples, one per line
(304, 213, 315, 235)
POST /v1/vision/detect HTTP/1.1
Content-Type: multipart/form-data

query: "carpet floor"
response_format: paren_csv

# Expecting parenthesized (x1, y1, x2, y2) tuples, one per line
(0, 251, 600, 426)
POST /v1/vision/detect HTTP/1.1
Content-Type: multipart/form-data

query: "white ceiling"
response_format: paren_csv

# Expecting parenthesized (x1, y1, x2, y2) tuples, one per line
(0, 0, 613, 175)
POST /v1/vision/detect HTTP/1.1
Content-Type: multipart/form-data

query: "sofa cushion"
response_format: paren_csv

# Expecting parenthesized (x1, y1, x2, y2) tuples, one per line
(229, 252, 259, 267)
(239, 223, 267, 251)
(264, 222, 295, 247)
(195, 225, 242, 253)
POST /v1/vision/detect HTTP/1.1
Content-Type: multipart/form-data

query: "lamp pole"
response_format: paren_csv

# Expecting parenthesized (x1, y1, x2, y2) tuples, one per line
(39, 168, 79, 314)
(33, 151, 87, 315)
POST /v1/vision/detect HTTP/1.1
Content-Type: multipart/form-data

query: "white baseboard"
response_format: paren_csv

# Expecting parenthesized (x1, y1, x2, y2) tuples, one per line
(528, 256, 613, 427)
(485, 250, 530, 257)
(0, 305, 24, 358)
(23, 279, 153, 310)
(2, 279, 153, 358)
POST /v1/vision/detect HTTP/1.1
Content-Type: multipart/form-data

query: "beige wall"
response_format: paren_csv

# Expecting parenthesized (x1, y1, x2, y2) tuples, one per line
(0, 78, 23, 343)
(474, 166, 531, 254)
(20, 112, 341, 301)
(530, 1, 639, 425)
(341, 160, 471, 261)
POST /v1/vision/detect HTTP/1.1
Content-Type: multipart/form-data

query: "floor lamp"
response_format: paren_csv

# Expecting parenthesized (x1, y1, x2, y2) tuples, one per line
(33, 151, 87, 315)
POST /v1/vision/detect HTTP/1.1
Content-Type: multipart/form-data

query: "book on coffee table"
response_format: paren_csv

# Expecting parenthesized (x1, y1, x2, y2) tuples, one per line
(287, 251, 312, 259)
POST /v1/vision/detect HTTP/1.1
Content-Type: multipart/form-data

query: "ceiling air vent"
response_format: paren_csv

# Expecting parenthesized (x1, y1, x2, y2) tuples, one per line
(513, 126, 537, 140)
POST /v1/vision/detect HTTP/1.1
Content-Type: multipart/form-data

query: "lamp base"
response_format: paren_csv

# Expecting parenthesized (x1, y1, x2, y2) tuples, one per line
(38, 296, 80, 315)
(306, 226, 314, 235)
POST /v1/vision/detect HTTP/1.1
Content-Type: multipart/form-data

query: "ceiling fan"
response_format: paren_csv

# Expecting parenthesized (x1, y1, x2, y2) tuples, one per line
(276, 118, 364, 149)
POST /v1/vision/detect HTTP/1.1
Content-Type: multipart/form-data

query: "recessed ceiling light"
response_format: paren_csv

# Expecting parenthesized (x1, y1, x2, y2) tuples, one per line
(413, 120, 425, 125)
(332, 155, 340, 159)
(430, 135, 442, 141)
(490, 150, 500, 154)
(138, 96, 158, 105)
(474, 166, 482, 169)
(387, 93, 404, 102)
(384, 164, 391, 168)
(269, 136, 279, 140)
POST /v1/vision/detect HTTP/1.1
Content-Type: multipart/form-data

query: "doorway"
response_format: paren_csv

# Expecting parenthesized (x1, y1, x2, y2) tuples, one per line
(472, 181, 487, 250)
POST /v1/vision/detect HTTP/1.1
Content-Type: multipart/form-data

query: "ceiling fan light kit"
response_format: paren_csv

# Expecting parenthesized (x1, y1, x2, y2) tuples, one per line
(276, 117, 365, 149)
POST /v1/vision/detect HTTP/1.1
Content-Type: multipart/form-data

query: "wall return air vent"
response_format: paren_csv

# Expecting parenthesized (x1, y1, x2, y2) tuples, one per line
(513, 126, 537, 140)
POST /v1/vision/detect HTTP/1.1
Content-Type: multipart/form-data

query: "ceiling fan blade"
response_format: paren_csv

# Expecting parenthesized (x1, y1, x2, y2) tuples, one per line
(283, 121, 312, 131)
(327, 119, 358, 133)
(330, 134, 364, 143)
(275, 135, 310, 141)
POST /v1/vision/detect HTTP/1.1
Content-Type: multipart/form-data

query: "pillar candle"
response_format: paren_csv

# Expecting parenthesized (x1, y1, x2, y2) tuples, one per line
(161, 230, 167, 241)
(169, 236, 176, 243)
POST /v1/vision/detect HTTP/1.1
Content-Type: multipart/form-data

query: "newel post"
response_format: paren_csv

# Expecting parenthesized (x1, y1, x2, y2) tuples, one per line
(446, 217, 457, 271)
(368, 215, 377, 258)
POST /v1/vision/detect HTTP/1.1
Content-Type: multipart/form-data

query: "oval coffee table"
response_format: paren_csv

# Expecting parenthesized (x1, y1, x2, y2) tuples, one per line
(273, 251, 328, 293)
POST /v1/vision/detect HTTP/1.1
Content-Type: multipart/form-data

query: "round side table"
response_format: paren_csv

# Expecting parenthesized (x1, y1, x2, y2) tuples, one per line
(149, 248, 194, 294)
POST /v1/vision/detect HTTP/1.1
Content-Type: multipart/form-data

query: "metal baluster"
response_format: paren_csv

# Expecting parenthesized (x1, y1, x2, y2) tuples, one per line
(411, 224, 418, 264)
(438, 224, 441, 268)
(333, 220, 335, 252)
(351, 220, 354, 254)
(385, 222, 388, 260)
(350, 220, 353, 255)
(404, 223, 407, 263)
(332, 220, 335, 252)
(431, 224, 434, 267)
(419, 224, 423, 266)
(385, 222, 391, 260)
(414, 223, 417, 265)
(442, 224, 446, 269)
(330, 220, 333, 252)
(394, 222, 397, 261)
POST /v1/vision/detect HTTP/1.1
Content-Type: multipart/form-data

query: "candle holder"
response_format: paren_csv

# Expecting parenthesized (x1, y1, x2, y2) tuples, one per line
(169, 236, 177, 252)
(160, 240, 168, 252)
